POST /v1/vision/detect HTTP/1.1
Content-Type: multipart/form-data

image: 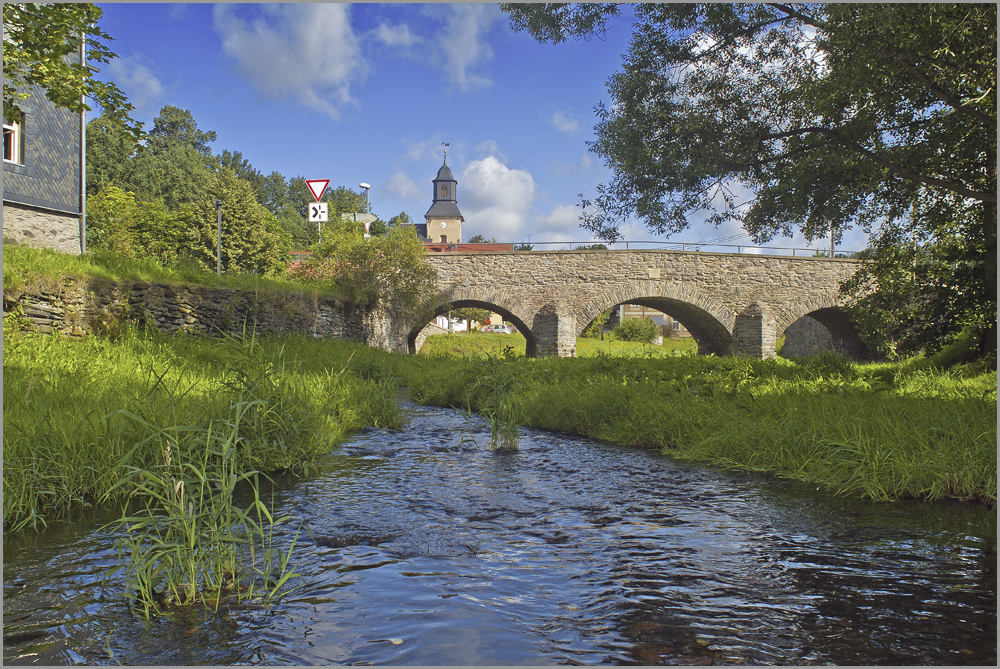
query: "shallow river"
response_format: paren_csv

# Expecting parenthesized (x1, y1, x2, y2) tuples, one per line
(3, 403, 996, 665)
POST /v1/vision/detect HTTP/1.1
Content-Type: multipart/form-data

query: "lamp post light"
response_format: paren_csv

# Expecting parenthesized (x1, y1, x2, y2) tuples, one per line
(215, 199, 223, 276)
(359, 183, 371, 238)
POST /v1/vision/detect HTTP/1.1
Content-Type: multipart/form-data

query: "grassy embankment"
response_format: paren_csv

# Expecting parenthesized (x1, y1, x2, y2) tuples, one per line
(2, 326, 402, 532)
(2, 243, 344, 297)
(408, 332, 997, 503)
(2, 245, 392, 536)
(418, 329, 698, 358)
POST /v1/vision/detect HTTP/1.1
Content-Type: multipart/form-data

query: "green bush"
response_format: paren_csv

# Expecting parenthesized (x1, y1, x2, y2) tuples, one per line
(613, 316, 660, 343)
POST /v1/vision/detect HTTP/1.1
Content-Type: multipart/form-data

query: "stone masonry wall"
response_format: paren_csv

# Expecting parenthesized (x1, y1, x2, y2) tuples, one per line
(779, 315, 836, 358)
(2, 204, 81, 255)
(2, 278, 403, 352)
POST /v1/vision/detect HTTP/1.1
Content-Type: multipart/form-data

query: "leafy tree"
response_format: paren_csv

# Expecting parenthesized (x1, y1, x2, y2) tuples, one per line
(191, 169, 291, 276)
(502, 3, 997, 355)
(86, 115, 141, 196)
(450, 307, 492, 329)
(581, 307, 613, 338)
(276, 209, 315, 250)
(325, 186, 369, 217)
(86, 186, 192, 265)
(513, 242, 534, 251)
(292, 220, 437, 315)
(260, 171, 291, 215)
(146, 105, 216, 157)
(467, 234, 498, 244)
(217, 150, 267, 205)
(3, 3, 140, 138)
(388, 212, 414, 227)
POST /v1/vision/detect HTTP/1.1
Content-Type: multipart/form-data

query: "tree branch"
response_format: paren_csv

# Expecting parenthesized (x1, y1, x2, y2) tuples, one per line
(766, 3, 826, 30)
(768, 126, 997, 204)
(894, 57, 996, 126)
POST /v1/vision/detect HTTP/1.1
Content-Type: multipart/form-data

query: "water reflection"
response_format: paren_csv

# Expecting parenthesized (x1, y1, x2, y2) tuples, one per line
(3, 402, 996, 665)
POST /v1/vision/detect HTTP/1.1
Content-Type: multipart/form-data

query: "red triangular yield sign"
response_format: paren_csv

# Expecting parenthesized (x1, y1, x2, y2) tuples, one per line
(305, 179, 329, 202)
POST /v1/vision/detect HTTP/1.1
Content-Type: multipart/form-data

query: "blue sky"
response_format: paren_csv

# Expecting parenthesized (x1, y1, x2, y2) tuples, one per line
(93, 3, 868, 252)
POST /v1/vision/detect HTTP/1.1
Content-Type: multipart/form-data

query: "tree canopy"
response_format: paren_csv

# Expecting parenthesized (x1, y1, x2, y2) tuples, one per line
(502, 2, 996, 356)
(3, 3, 140, 137)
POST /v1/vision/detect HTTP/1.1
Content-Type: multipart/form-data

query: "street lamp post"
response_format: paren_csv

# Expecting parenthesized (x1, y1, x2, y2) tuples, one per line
(359, 183, 371, 238)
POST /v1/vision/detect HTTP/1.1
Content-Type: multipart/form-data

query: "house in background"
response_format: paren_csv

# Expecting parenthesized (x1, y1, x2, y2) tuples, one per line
(3, 66, 86, 254)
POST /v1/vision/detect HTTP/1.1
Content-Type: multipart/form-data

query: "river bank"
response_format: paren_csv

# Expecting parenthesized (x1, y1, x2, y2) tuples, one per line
(401, 342, 996, 504)
(3, 326, 996, 533)
(2, 326, 401, 533)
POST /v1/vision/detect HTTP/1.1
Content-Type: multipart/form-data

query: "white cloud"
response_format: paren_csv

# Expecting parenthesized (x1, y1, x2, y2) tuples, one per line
(460, 156, 536, 240)
(103, 56, 165, 117)
(550, 110, 580, 133)
(377, 22, 421, 49)
(533, 204, 583, 239)
(434, 4, 501, 91)
(213, 4, 367, 120)
(383, 171, 424, 201)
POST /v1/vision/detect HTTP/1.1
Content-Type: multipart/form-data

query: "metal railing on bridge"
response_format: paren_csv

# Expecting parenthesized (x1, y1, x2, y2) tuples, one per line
(468, 240, 860, 258)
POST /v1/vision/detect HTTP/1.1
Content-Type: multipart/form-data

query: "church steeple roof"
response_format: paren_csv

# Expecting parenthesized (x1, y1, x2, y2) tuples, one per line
(425, 154, 463, 220)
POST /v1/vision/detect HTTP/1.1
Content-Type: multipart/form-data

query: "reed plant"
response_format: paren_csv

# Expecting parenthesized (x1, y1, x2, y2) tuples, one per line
(104, 400, 301, 617)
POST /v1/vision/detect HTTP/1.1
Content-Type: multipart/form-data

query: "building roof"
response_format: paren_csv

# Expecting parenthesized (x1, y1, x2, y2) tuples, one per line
(435, 162, 456, 182)
(425, 200, 464, 219)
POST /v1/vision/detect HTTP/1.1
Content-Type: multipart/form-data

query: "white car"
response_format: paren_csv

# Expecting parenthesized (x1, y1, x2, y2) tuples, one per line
(484, 324, 512, 334)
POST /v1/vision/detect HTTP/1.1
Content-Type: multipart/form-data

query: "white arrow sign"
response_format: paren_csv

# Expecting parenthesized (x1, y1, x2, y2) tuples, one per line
(305, 179, 330, 202)
(308, 202, 328, 222)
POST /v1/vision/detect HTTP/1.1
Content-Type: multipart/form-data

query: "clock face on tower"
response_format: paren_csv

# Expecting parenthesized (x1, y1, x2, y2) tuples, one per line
(440, 222, 447, 229)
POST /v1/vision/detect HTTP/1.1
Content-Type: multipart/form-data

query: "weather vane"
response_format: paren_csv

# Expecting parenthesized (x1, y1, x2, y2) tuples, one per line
(442, 142, 449, 164)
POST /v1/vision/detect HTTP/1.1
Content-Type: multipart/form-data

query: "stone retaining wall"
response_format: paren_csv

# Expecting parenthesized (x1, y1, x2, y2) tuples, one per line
(2, 277, 406, 353)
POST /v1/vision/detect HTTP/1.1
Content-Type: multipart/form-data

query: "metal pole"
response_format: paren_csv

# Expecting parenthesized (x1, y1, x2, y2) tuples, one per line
(831, 222, 835, 258)
(80, 32, 87, 254)
(215, 200, 222, 276)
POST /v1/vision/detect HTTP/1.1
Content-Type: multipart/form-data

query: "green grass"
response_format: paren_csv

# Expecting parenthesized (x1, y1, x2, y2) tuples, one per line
(2, 324, 403, 533)
(418, 330, 698, 358)
(396, 351, 997, 503)
(2, 244, 341, 298)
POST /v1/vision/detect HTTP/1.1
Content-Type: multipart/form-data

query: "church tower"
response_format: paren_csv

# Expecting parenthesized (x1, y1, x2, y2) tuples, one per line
(425, 145, 463, 243)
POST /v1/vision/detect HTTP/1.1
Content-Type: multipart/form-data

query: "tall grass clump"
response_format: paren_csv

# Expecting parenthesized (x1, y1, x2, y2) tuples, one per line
(104, 401, 302, 617)
(2, 324, 403, 532)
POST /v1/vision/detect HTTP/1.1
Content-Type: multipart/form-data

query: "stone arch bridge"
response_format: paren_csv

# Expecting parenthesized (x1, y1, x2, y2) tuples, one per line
(407, 249, 868, 359)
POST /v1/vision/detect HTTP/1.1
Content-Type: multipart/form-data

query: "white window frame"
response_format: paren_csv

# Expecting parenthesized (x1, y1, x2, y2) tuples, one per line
(4, 117, 23, 164)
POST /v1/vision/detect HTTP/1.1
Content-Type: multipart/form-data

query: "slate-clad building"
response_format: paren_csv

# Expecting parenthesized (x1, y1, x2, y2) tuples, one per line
(3, 73, 85, 254)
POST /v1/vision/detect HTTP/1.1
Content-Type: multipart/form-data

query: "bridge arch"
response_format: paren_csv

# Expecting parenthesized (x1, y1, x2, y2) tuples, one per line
(406, 288, 537, 356)
(776, 295, 872, 360)
(579, 281, 740, 356)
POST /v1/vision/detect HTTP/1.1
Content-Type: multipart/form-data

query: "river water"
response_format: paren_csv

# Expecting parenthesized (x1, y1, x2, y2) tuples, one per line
(3, 403, 996, 665)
